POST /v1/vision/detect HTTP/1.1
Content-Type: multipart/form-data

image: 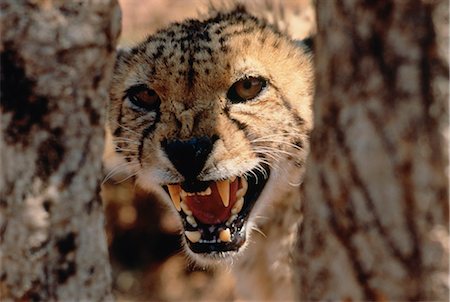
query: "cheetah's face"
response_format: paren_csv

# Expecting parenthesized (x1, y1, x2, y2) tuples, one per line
(108, 10, 313, 264)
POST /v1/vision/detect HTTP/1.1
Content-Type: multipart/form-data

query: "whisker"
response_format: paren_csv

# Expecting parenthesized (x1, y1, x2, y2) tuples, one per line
(251, 226, 267, 238)
(113, 170, 140, 184)
(288, 179, 303, 187)
(114, 147, 136, 153)
(251, 132, 300, 140)
(251, 139, 303, 150)
(112, 139, 140, 145)
(246, 169, 259, 184)
(112, 136, 140, 142)
(102, 161, 139, 185)
(253, 147, 297, 158)
(253, 157, 276, 170)
(253, 215, 269, 221)
(254, 163, 269, 179)
(253, 150, 281, 162)
(111, 121, 141, 136)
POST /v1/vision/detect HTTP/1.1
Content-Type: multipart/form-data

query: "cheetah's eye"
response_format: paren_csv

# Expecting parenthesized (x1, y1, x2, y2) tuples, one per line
(125, 84, 160, 111)
(227, 77, 267, 104)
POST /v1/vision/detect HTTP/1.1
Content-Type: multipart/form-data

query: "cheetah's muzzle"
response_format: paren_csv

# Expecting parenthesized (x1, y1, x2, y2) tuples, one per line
(164, 166, 269, 255)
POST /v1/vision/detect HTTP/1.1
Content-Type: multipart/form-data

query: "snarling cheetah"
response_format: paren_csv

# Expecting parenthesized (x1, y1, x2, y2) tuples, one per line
(106, 4, 313, 300)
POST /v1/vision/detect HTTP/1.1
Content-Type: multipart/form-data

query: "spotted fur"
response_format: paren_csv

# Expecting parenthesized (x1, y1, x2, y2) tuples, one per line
(107, 5, 313, 300)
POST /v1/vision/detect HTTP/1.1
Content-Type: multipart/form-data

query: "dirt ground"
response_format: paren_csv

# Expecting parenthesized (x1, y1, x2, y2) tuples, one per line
(103, 1, 314, 301)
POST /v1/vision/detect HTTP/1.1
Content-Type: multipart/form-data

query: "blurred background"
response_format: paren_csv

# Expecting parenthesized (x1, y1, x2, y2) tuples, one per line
(102, 1, 314, 300)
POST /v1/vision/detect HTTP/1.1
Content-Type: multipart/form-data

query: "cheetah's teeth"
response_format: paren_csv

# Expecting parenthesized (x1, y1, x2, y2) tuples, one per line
(197, 187, 212, 196)
(185, 231, 201, 243)
(180, 201, 192, 216)
(236, 177, 248, 199)
(231, 197, 244, 214)
(219, 228, 231, 242)
(167, 184, 181, 211)
(186, 215, 198, 227)
(216, 179, 230, 207)
(226, 214, 238, 226)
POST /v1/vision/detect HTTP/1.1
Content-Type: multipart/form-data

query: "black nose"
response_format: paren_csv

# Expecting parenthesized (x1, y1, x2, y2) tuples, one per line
(162, 136, 217, 180)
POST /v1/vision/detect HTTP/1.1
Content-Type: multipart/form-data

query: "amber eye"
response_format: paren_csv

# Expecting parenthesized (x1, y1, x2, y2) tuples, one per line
(227, 77, 267, 104)
(125, 84, 160, 111)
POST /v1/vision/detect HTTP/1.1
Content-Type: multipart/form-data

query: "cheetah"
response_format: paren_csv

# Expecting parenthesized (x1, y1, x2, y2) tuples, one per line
(106, 4, 313, 300)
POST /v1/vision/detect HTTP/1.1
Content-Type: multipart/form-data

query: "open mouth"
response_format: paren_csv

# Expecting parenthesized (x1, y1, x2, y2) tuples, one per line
(164, 166, 270, 255)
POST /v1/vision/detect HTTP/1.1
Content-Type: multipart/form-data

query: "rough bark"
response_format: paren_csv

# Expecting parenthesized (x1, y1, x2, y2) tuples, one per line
(0, 1, 121, 300)
(296, 0, 449, 300)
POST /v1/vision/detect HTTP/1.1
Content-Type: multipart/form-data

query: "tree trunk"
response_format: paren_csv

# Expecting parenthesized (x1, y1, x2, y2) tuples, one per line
(296, 0, 448, 300)
(0, 1, 121, 300)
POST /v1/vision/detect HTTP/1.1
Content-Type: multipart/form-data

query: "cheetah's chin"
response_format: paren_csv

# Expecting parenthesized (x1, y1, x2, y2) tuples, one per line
(163, 166, 269, 256)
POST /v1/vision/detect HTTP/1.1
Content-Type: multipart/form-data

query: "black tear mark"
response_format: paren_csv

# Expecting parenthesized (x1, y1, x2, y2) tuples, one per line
(56, 232, 77, 255)
(137, 110, 161, 165)
(223, 106, 250, 137)
(36, 128, 65, 182)
(0, 49, 49, 145)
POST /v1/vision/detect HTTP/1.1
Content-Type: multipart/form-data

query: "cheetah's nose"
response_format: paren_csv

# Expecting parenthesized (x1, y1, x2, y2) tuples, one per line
(162, 136, 218, 181)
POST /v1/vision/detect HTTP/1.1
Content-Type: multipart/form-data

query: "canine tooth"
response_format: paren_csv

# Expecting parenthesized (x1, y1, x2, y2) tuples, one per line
(180, 201, 192, 216)
(236, 177, 248, 199)
(186, 215, 197, 227)
(236, 188, 245, 199)
(241, 177, 248, 191)
(230, 176, 236, 182)
(216, 180, 230, 207)
(185, 231, 201, 243)
(226, 214, 238, 226)
(167, 184, 181, 211)
(231, 197, 244, 214)
(219, 228, 231, 242)
(180, 190, 187, 198)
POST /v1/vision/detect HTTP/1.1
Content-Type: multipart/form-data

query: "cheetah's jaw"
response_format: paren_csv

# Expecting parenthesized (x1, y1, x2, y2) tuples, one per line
(167, 177, 240, 210)
(163, 166, 269, 255)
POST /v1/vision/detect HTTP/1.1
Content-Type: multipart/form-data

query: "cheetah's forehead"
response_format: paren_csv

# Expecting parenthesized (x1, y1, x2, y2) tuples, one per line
(123, 11, 291, 101)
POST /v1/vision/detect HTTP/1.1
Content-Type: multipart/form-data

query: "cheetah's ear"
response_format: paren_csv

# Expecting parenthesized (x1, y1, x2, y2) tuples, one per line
(295, 36, 314, 54)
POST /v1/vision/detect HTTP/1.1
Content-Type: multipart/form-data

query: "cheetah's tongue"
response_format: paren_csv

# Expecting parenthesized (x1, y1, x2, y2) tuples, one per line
(185, 179, 239, 225)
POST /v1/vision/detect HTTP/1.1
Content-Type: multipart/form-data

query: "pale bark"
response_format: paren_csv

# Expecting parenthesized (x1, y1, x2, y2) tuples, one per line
(296, 0, 449, 300)
(0, 1, 121, 300)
